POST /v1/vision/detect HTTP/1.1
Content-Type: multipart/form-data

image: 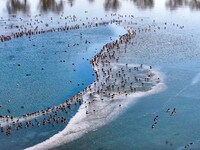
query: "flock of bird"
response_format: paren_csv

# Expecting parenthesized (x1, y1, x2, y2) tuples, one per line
(0, 12, 191, 149)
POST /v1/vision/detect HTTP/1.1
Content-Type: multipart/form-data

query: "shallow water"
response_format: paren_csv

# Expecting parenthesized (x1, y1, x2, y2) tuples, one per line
(0, 0, 200, 149)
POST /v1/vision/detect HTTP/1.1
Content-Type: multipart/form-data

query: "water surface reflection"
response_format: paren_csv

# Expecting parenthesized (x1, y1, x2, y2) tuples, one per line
(4, 0, 200, 15)
(166, 0, 200, 10)
(131, 0, 154, 9)
(67, 0, 75, 7)
(6, 0, 30, 14)
(39, 0, 64, 13)
(104, 0, 120, 11)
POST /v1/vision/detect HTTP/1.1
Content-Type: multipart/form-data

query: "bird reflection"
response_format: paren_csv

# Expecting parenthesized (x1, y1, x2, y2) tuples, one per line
(166, 0, 200, 10)
(131, 0, 154, 9)
(6, 0, 30, 14)
(104, 0, 120, 11)
(39, 0, 64, 13)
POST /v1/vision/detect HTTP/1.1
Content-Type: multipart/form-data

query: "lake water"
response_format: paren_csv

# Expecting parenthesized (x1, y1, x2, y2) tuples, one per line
(0, 0, 200, 149)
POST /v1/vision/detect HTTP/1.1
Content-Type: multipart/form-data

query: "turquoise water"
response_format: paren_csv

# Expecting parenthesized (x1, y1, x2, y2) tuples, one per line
(58, 21, 200, 150)
(0, 24, 126, 149)
(61, 63, 200, 149)
(0, 0, 200, 149)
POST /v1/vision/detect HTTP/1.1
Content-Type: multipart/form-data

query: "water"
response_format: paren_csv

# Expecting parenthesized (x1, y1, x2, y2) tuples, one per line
(0, 24, 124, 117)
(0, 23, 127, 149)
(39, 19, 200, 150)
(0, 0, 200, 149)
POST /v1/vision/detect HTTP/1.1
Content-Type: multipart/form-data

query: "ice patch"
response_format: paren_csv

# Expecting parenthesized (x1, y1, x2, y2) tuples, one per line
(26, 67, 166, 150)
